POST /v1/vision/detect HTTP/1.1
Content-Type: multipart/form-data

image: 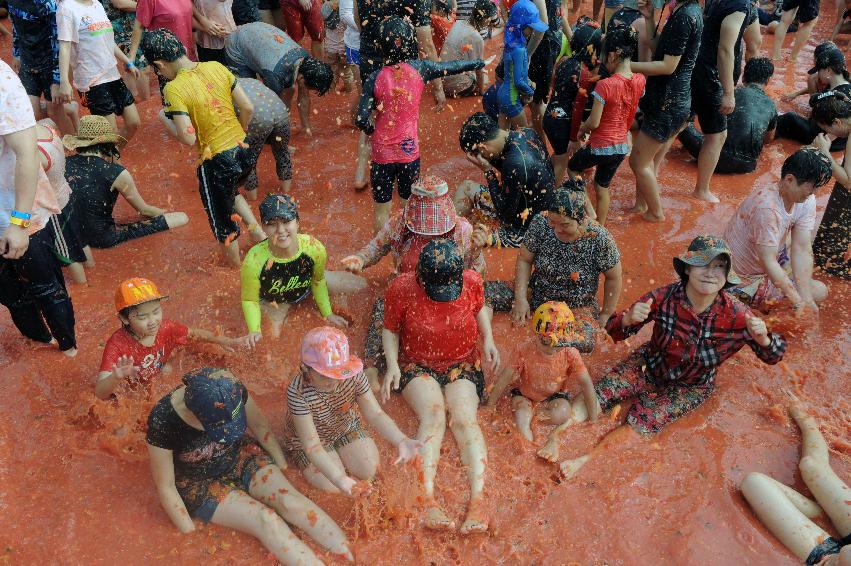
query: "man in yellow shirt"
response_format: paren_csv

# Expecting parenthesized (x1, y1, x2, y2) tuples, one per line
(141, 29, 264, 266)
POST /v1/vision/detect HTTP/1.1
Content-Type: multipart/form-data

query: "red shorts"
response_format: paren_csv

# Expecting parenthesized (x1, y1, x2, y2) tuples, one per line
(280, 0, 324, 42)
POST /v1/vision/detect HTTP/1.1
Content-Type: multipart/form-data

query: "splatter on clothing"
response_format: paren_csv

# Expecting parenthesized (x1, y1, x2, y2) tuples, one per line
(98, 320, 189, 389)
(544, 55, 583, 155)
(507, 337, 587, 402)
(236, 77, 291, 191)
(240, 235, 333, 332)
(398, 360, 486, 401)
(8, 0, 59, 82)
(813, 179, 850, 279)
(56, 0, 122, 91)
(225, 22, 308, 94)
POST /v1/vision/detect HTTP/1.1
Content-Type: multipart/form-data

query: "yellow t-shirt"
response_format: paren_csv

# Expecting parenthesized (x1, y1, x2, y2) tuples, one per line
(163, 62, 245, 160)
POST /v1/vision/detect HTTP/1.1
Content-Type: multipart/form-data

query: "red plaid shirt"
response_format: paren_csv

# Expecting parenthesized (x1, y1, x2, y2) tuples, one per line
(606, 282, 786, 387)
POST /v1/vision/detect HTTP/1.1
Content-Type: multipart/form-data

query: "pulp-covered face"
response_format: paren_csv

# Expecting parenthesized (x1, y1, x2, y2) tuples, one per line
(122, 300, 164, 338)
(548, 212, 582, 242)
(782, 174, 820, 203)
(264, 218, 299, 249)
(685, 258, 728, 296)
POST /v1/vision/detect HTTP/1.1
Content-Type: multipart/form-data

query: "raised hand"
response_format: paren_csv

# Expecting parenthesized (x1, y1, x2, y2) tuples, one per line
(622, 298, 653, 327)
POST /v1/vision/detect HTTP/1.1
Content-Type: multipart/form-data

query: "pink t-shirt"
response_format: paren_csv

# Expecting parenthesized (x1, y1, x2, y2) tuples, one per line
(56, 0, 122, 91)
(136, 0, 197, 61)
(193, 0, 236, 50)
(588, 72, 646, 150)
(724, 186, 817, 277)
(0, 61, 59, 237)
(37, 119, 71, 210)
(371, 63, 424, 164)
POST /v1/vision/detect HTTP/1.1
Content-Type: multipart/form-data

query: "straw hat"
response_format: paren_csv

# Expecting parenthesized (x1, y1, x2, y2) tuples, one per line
(62, 115, 126, 150)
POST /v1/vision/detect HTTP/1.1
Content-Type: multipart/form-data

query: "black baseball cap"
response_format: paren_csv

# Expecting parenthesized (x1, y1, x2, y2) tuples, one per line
(417, 239, 464, 302)
(259, 194, 299, 224)
(183, 368, 247, 444)
(808, 42, 846, 74)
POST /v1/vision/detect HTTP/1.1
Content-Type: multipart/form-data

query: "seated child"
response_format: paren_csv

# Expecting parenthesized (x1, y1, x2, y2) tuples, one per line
(96, 277, 257, 399)
(282, 327, 422, 494)
(486, 301, 601, 442)
(240, 194, 366, 338)
(496, 0, 547, 128)
(568, 25, 645, 225)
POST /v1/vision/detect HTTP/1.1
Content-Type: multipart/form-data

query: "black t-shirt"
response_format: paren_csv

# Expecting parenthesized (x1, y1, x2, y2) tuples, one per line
(66, 154, 125, 233)
(146, 386, 249, 481)
(547, 55, 582, 115)
(486, 128, 555, 230)
(543, 0, 562, 35)
(8, 0, 57, 71)
(697, 0, 753, 71)
(357, 0, 431, 59)
(644, 1, 703, 112)
(724, 84, 777, 162)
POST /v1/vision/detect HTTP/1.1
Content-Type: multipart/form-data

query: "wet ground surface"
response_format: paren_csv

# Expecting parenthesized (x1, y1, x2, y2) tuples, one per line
(0, 8, 849, 565)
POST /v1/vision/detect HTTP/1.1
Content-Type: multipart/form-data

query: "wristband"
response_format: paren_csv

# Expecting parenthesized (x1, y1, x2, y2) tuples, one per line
(10, 210, 31, 220)
(9, 216, 31, 228)
(125, 61, 136, 70)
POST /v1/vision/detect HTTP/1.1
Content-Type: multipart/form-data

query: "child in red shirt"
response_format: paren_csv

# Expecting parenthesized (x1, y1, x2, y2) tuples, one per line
(487, 301, 600, 443)
(568, 26, 646, 225)
(96, 277, 257, 399)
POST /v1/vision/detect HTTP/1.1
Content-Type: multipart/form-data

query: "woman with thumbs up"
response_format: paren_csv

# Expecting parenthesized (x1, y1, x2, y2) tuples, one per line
(537, 236, 788, 477)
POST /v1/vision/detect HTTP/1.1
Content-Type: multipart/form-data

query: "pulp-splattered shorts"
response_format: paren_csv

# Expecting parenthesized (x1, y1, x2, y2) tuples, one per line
(176, 440, 274, 522)
(595, 346, 716, 434)
(286, 426, 370, 469)
(399, 361, 486, 402)
(467, 184, 526, 248)
(728, 248, 792, 309)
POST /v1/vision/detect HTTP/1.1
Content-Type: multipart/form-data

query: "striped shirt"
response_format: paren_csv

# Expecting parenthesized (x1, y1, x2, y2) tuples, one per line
(282, 370, 370, 451)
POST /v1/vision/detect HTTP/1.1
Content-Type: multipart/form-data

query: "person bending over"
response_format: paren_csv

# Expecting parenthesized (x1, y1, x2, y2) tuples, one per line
(146, 367, 353, 564)
(725, 147, 832, 313)
(678, 57, 778, 175)
(539, 236, 785, 479)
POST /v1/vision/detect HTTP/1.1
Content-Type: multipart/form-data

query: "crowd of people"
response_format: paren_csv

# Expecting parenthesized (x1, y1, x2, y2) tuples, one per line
(0, 0, 848, 562)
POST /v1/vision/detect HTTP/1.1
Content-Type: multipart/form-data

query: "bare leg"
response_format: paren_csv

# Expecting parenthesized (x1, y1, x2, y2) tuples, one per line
(164, 212, 189, 229)
(119, 104, 141, 143)
(46, 100, 76, 137)
(401, 375, 453, 529)
(336, 437, 380, 480)
(629, 131, 665, 219)
(223, 240, 241, 267)
(593, 181, 610, 226)
(508, 112, 529, 129)
(324, 270, 367, 296)
(552, 152, 569, 187)
(511, 395, 534, 441)
(374, 201, 392, 234)
(453, 179, 481, 217)
(693, 131, 725, 203)
(744, 18, 762, 60)
(772, 8, 798, 60)
(210, 490, 324, 565)
(354, 133, 370, 190)
(67, 262, 87, 284)
(444, 379, 488, 534)
(789, 18, 818, 64)
(248, 464, 353, 560)
(233, 194, 267, 242)
(560, 425, 639, 480)
(83, 246, 95, 268)
(302, 449, 346, 492)
(530, 101, 546, 142)
(539, 398, 572, 424)
(261, 301, 291, 338)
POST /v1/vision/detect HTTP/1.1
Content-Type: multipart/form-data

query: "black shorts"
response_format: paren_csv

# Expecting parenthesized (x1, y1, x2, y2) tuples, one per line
(690, 65, 727, 135)
(86, 215, 170, 249)
(399, 361, 486, 402)
(18, 65, 55, 100)
(528, 32, 559, 104)
(258, 0, 276, 10)
(82, 79, 135, 117)
(196, 45, 228, 64)
(370, 159, 420, 203)
(510, 388, 571, 403)
(567, 146, 626, 187)
(197, 145, 247, 242)
(783, 0, 820, 22)
(542, 106, 571, 155)
(640, 105, 690, 143)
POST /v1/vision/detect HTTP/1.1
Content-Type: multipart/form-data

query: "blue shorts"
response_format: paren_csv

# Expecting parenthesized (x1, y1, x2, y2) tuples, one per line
(497, 81, 524, 118)
(345, 46, 360, 65)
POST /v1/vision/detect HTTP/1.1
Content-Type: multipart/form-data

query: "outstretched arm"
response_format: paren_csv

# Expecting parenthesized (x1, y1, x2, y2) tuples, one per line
(410, 58, 486, 83)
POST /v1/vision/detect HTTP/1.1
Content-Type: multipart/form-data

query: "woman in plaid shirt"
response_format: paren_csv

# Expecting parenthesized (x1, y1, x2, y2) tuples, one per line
(537, 235, 786, 476)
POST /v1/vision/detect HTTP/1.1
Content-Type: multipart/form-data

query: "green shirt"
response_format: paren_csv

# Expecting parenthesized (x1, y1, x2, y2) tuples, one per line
(240, 234, 333, 332)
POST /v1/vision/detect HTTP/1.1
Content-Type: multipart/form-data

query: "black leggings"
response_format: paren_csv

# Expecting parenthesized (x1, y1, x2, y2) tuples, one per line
(86, 215, 170, 249)
(0, 228, 76, 350)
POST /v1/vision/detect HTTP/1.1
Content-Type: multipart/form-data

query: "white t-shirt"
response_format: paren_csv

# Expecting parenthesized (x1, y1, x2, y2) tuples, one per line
(56, 0, 121, 91)
(0, 61, 59, 237)
(724, 186, 817, 277)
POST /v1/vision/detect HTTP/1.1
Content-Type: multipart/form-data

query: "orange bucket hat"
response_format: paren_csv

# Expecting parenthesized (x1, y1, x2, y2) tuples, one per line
(115, 277, 168, 312)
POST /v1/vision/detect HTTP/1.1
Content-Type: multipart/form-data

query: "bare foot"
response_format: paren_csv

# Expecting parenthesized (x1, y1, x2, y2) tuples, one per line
(559, 455, 590, 480)
(518, 423, 533, 442)
(537, 440, 560, 462)
(424, 505, 456, 531)
(691, 189, 720, 203)
(459, 500, 488, 534)
(365, 367, 381, 395)
(641, 210, 665, 222)
(628, 203, 648, 214)
(62, 347, 78, 358)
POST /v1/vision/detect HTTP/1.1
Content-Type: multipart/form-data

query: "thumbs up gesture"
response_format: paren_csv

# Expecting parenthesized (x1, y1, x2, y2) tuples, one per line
(622, 298, 653, 327)
(744, 311, 771, 347)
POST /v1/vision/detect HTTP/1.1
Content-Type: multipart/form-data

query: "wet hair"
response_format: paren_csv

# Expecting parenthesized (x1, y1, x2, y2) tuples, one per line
(548, 179, 587, 221)
(78, 142, 121, 160)
(602, 25, 638, 62)
(742, 57, 774, 85)
(809, 90, 851, 127)
(299, 57, 333, 95)
(378, 16, 419, 66)
(140, 28, 186, 64)
(780, 147, 833, 188)
(459, 112, 501, 154)
(570, 21, 603, 68)
(434, 0, 452, 18)
(469, 0, 498, 29)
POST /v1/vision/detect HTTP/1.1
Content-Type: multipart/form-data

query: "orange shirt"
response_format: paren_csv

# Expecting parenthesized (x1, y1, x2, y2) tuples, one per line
(510, 337, 586, 402)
